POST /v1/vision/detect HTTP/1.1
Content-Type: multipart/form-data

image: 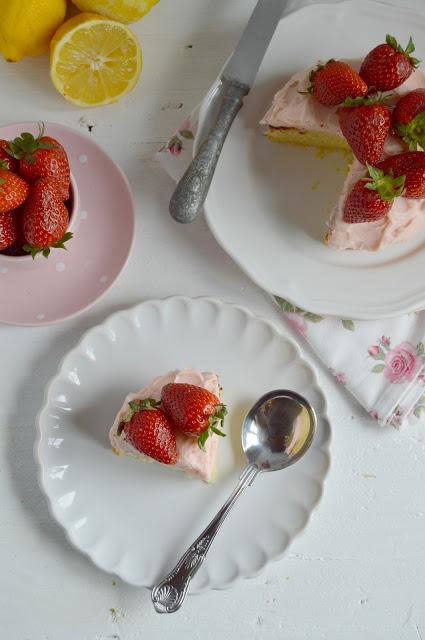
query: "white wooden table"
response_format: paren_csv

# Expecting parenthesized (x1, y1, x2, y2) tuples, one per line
(2, 1, 425, 637)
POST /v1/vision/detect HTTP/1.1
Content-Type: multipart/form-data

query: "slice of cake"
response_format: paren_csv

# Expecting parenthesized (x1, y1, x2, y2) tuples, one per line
(109, 368, 224, 483)
(261, 51, 425, 251)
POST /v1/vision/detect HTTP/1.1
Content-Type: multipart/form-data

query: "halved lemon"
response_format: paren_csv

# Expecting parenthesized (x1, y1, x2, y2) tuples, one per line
(50, 12, 142, 107)
(70, 0, 160, 24)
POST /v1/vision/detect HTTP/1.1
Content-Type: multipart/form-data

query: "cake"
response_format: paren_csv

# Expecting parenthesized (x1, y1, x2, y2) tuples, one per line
(109, 368, 224, 483)
(261, 50, 425, 251)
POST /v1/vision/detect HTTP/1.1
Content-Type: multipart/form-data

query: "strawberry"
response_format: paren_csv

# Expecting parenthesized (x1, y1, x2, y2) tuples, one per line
(7, 124, 70, 201)
(161, 383, 227, 449)
(0, 169, 29, 214)
(22, 177, 72, 259)
(392, 89, 425, 150)
(0, 140, 18, 172)
(117, 398, 178, 465)
(378, 151, 425, 198)
(360, 34, 419, 91)
(306, 60, 367, 106)
(0, 210, 19, 250)
(343, 163, 405, 223)
(338, 96, 391, 165)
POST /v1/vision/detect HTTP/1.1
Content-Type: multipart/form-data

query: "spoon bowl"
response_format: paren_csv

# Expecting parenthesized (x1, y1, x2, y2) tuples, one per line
(242, 389, 316, 472)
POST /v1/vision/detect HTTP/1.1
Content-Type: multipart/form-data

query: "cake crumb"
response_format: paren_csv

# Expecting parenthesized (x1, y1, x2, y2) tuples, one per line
(109, 608, 123, 622)
(315, 147, 332, 160)
(310, 179, 320, 191)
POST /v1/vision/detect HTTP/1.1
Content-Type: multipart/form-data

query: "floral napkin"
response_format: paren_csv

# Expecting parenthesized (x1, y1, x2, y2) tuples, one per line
(157, 0, 425, 429)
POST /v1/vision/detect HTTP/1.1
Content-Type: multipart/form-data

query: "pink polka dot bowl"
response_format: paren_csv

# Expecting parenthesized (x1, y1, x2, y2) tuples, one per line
(0, 122, 135, 326)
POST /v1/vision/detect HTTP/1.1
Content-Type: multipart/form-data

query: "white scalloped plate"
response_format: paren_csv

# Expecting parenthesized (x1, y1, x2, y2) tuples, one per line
(202, 0, 425, 319)
(36, 297, 330, 591)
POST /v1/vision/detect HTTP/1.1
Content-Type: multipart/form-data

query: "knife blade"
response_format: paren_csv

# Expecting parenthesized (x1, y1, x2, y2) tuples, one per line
(223, 0, 288, 88)
(169, 0, 288, 224)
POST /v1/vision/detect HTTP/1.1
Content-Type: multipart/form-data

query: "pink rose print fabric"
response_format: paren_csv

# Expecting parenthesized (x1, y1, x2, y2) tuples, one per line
(383, 343, 422, 384)
(286, 312, 308, 336)
(274, 299, 425, 428)
(368, 338, 425, 383)
(367, 338, 424, 384)
(157, 87, 425, 429)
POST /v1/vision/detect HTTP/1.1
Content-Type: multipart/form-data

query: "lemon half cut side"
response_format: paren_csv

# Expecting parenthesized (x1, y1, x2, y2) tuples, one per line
(50, 12, 142, 106)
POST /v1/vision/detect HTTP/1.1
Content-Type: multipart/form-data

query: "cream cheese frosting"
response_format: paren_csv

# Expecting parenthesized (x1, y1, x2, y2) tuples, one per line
(261, 60, 425, 250)
(109, 368, 221, 483)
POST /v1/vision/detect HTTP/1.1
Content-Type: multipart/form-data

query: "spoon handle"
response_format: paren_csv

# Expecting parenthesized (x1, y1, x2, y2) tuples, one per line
(151, 463, 259, 613)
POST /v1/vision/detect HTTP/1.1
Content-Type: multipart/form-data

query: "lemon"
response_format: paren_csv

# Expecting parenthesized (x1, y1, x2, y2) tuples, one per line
(50, 13, 142, 107)
(0, 0, 66, 62)
(70, 0, 159, 24)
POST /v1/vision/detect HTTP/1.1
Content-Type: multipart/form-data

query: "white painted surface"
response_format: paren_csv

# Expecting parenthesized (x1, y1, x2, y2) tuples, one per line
(1, 0, 425, 638)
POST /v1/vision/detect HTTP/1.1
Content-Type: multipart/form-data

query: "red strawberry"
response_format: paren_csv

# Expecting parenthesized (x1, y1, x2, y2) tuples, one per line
(0, 140, 18, 172)
(22, 177, 72, 259)
(378, 151, 425, 198)
(161, 383, 227, 449)
(118, 398, 178, 465)
(360, 35, 419, 91)
(0, 169, 29, 214)
(343, 163, 405, 223)
(0, 210, 19, 250)
(338, 97, 391, 165)
(392, 89, 425, 150)
(40, 136, 67, 157)
(306, 60, 367, 106)
(7, 125, 70, 201)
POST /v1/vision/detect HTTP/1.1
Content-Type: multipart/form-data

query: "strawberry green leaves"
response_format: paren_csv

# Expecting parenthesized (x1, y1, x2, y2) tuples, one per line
(117, 397, 161, 435)
(198, 403, 227, 450)
(23, 231, 73, 260)
(397, 111, 425, 151)
(6, 123, 53, 163)
(363, 163, 406, 201)
(386, 34, 420, 68)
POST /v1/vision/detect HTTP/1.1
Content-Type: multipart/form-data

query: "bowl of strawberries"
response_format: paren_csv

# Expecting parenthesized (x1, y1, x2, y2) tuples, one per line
(0, 123, 76, 264)
(0, 121, 135, 326)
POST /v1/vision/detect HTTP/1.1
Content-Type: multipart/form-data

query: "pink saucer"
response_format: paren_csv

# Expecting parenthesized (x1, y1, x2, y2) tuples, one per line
(0, 122, 135, 326)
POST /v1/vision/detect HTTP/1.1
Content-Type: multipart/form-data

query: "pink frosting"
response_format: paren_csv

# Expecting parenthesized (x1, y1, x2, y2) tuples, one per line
(261, 60, 425, 251)
(109, 368, 221, 483)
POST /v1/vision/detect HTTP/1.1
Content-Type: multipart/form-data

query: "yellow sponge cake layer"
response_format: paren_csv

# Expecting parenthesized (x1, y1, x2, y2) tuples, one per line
(266, 126, 351, 151)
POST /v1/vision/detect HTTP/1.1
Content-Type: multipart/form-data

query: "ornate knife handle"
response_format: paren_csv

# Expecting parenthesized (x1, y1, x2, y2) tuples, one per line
(169, 78, 249, 224)
(151, 463, 259, 613)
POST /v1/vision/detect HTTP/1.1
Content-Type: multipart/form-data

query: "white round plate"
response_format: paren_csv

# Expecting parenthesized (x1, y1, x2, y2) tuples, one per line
(203, 0, 425, 319)
(36, 297, 330, 591)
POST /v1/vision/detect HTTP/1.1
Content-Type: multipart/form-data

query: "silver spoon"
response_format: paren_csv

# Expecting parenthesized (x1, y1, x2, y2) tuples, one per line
(151, 389, 316, 614)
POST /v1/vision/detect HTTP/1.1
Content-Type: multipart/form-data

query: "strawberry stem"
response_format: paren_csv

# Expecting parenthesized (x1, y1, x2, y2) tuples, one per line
(397, 111, 425, 150)
(23, 232, 73, 260)
(363, 162, 406, 201)
(343, 94, 388, 107)
(6, 122, 53, 163)
(197, 403, 228, 450)
(304, 59, 335, 94)
(386, 34, 420, 67)
(121, 397, 160, 424)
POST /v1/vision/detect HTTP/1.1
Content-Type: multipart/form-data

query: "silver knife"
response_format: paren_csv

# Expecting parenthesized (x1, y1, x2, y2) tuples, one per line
(169, 0, 288, 223)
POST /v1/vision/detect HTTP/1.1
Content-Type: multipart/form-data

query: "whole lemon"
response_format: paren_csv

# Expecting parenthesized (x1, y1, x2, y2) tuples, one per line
(70, 0, 159, 24)
(0, 0, 66, 61)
